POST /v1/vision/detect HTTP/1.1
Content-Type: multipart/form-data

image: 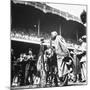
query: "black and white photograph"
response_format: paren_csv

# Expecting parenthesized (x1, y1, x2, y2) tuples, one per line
(11, 0, 87, 89)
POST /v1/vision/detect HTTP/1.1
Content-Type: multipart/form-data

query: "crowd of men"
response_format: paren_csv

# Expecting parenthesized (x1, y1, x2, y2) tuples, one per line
(11, 31, 86, 87)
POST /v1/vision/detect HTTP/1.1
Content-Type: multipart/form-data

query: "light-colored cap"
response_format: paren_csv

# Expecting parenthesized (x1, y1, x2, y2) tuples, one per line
(51, 31, 58, 37)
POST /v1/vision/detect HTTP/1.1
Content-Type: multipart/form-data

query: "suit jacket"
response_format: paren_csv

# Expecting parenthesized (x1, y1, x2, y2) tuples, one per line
(53, 36, 69, 58)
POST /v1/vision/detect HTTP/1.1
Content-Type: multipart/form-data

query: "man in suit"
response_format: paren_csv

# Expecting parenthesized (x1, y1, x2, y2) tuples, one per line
(51, 31, 69, 80)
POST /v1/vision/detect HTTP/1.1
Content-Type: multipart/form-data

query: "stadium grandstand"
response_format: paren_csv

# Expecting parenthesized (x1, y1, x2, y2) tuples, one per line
(11, 0, 86, 58)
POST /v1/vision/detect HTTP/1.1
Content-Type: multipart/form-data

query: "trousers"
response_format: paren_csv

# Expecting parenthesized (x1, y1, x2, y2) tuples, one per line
(57, 56, 68, 77)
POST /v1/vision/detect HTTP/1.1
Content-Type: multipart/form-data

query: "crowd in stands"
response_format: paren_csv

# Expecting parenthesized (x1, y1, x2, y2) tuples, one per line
(11, 28, 50, 42)
(11, 28, 86, 51)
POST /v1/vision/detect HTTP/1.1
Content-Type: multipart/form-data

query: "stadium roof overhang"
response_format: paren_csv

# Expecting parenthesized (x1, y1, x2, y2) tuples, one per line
(12, 0, 82, 23)
(11, 37, 78, 50)
(11, 0, 86, 44)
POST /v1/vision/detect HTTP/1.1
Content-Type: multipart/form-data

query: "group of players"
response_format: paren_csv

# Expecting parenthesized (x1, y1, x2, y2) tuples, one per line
(11, 31, 86, 87)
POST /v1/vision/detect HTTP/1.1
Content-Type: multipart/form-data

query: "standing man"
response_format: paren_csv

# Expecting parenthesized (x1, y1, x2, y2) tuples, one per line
(50, 31, 69, 80)
(11, 49, 16, 85)
(25, 49, 34, 85)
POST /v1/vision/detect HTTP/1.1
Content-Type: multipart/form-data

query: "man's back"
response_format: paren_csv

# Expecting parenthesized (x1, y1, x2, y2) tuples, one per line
(53, 35, 68, 57)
